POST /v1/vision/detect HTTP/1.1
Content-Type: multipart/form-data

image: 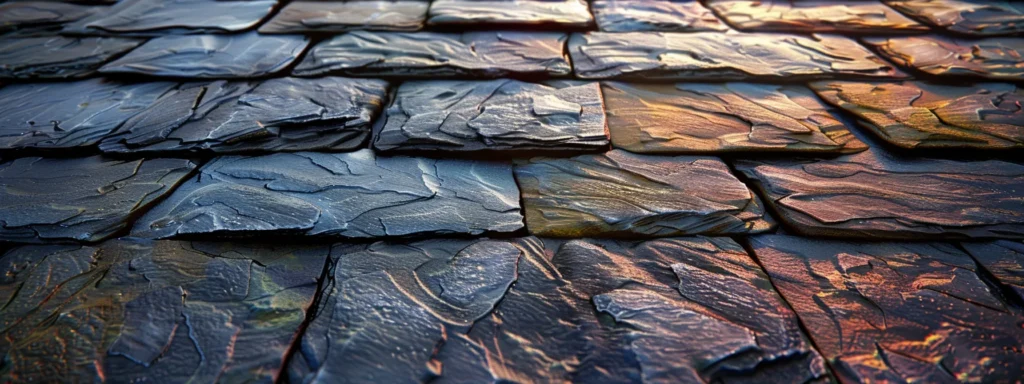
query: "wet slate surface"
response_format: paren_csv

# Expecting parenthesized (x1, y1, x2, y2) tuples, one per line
(0, 35, 142, 79)
(63, 0, 277, 35)
(0, 1, 103, 35)
(591, 0, 729, 32)
(962, 240, 1024, 303)
(0, 156, 196, 243)
(708, 0, 927, 34)
(886, 0, 1024, 36)
(259, 1, 429, 34)
(292, 31, 571, 78)
(569, 32, 906, 80)
(373, 79, 608, 153)
(864, 35, 1024, 81)
(811, 81, 1023, 150)
(751, 235, 1024, 383)
(426, 0, 594, 28)
(603, 82, 867, 154)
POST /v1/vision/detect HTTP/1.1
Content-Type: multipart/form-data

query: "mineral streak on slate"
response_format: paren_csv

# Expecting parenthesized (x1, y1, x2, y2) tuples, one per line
(259, 1, 429, 34)
(569, 32, 905, 80)
(132, 149, 523, 239)
(591, 0, 729, 32)
(0, 239, 326, 382)
(735, 150, 1024, 239)
(63, 0, 277, 35)
(292, 31, 571, 78)
(99, 32, 310, 79)
(0, 1, 103, 34)
(373, 79, 609, 153)
(886, 0, 1024, 36)
(0, 156, 196, 243)
(602, 82, 867, 154)
(99, 77, 389, 154)
(707, 0, 927, 34)
(427, 0, 594, 28)
(0, 35, 142, 79)
(962, 241, 1024, 303)
(864, 35, 1024, 81)
(751, 235, 1024, 383)
(811, 81, 1024, 150)
(515, 149, 773, 237)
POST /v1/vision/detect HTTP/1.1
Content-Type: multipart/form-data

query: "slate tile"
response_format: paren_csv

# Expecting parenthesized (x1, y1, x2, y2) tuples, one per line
(63, 0, 278, 36)
(962, 241, 1024, 303)
(864, 35, 1024, 81)
(372, 79, 608, 153)
(886, 0, 1024, 36)
(569, 32, 905, 80)
(99, 32, 310, 79)
(751, 235, 1024, 383)
(426, 0, 594, 29)
(707, 0, 927, 34)
(258, 1, 429, 34)
(99, 77, 389, 154)
(0, 239, 326, 383)
(132, 149, 523, 239)
(591, 0, 729, 32)
(0, 156, 196, 244)
(735, 150, 1024, 239)
(0, 1, 103, 35)
(515, 149, 774, 237)
(292, 31, 571, 79)
(603, 82, 867, 154)
(0, 35, 143, 79)
(811, 81, 1023, 150)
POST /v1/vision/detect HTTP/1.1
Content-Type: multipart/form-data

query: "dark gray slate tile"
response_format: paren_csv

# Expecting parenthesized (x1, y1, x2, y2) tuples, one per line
(63, 0, 277, 35)
(259, 1, 429, 34)
(0, 156, 196, 243)
(372, 79, 608, 153)
(592, 0, 729, 32)
(0, 1, 103, 35)
(292, 31, 571, 79)
(962, 241, 1024, 303)
(707, 0, 927, 34)
(864, 35, 1024, 81)
(886, 0, 1024, 36)
(426, 0, 594, 28)
(0, 35, 143, 79)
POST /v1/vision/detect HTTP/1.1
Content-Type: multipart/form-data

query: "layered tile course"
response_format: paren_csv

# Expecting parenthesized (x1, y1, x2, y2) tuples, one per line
(885, 0, 1024, 36)
(864, 35, 1024, 80)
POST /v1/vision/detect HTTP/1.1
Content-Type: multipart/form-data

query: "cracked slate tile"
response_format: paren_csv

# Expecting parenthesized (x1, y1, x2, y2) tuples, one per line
(864, 35, 1024, 81)
(98, 32, 310, 79)
(514, 149, 774, 238)
(0, 1, 104, 35)
(131, 149, 523, 240)
(962, 240, 1024, 303)
(603, 82, 867, 154)
(0, 239, 326, 383)
(811, 81, 1023, 150)
(885, 0, 1024, 36)
(591, 0, 729, 32)
(707, 0, 927, 34)
(99, 77, 389, 154)
(372, 79, 608, 153)
(569, 32, 906, 80)
(62, 0, 278, 36)
(735, 150, 1024, 240)
(292, 31, 571, 79)
(426, 0, 594, 29)
(751, 235, 1024, 383)
(0, 35, 143, 79)
(258, 1, 429, 34)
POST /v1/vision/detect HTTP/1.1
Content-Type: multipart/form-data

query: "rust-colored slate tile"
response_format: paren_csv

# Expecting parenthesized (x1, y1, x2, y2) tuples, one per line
(708, 0, 927, 34)
(886, 0, 1024, 36)
(864, 35, 1024, 81)
(962, 240, 1024, 303)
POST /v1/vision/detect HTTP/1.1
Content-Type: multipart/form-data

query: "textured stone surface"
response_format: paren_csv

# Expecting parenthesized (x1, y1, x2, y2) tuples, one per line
(293, 31, 571, 78)
(0, 1, 103, 34)
(735, 150, 1024, 239)
(811, 81, 1023, 150)
(752, 235, 1024, 383)
(708, 0, 927, 33)
(865, 35, 1024, 81)
(591, 0, 728, 32)
(515, 149, 773, 237)
(99, 77, 389, 154)
(886, 0, 1024, 36)
(373, 79, 608, 153)
(603, 82, 867, 154)
(63, 0, 276, 35)
(427, 0, 593, 28)
(133, 150, 523, 239)
(962, 241, 1024, 303)
(0, 35, 142, 79)
(259, 1, 428, 34)
(99, 32, 310, 79)
(0, 156, 196, 243)
(569, 32, 905, 80)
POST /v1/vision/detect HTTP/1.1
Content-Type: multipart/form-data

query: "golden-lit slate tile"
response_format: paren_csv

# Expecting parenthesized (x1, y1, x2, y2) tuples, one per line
(0, 35, 142, 79)
(886, 0, 1024, 36)
(962, 241, 1024, 302)
(707, 0, 927, 34)
(258, 1, 428, 34)
(515, 149, 774, 237)
(751, 235, 1024, 383)
(427, 0, 593, 28)
(591, 0, 728, 32)
(864, 35, 1024, 81)
(603, 82, 867, 154)
(811, 81, 1023, 150)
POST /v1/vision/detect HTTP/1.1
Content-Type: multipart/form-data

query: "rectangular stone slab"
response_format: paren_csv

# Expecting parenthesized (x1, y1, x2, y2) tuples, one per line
(372, 79, 608, 153)
(0, 35, 142, 79)
(962, 240, 1024, 303)
(258, 1, 429, 33)
(707, 0, 927, 34)
(0, 2, 103, 34)
(591, 0, 729, 32)
(62, 0, 277, 35)
(864, 35, 1024, 80)
(132, 149, 523, 239)
(603, 82, 867, 154)
(426, 0, 594, 28)
(885, 0, 1024, 36)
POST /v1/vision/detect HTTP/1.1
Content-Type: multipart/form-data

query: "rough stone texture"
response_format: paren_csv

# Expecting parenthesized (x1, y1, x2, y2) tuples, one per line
(63, 0, 277, 35)
(373, 79, 608, 153)
(591, 0, 728, 32)
(427, 0, 594, 28)
(132, 149, 523, 239)
(0, 1, 103, 35)
(735, 150, 1024, 239)
(0, 156, 196, 243)
(603, 82, 867, 154)
(0, 239, 326, 383)
(515, 149, 773, 237)
(569, 32, 905, 80)
(99, 77, 389, 154)
(292, 31, 571, 78)
(962, 241, 1024, 303)
(708, 0, 927, 34)
(811, 81, 1024, 150)
(751, 235, 1024, 383)
(886, 0, 1024, 36)
(99, 32, 310, 79)
(0, 35, 142, 79)
(864, 35, 1024, 81)
(259, 1, 428, 34)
